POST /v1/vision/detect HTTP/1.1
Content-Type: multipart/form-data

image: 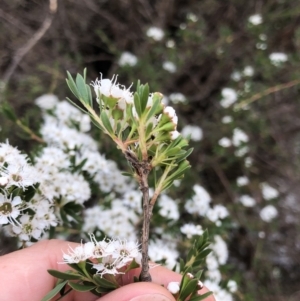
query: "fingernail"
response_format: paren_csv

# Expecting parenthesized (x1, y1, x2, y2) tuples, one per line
(129, 293, 173, 301)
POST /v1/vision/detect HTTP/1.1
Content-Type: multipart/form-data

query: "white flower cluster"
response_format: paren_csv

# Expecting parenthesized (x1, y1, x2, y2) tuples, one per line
(204, 235, 235, 301)
(118, 51, 138, 67)
(0, 142, 57, 241)
(184, 185, 229, 226)
(269, 52, 288, 66)
(220, 88, 238, 108)
(219, 127, 249, 157)
(181, 125, 203, 142)
(92, 76, 181, 140)
(63, 235, 141, 277)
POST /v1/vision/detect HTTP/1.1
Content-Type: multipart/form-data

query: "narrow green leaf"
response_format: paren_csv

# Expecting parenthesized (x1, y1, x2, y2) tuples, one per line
(133, 92, 142, 118)
(48, 269, 82, 280)
(40, 280, 68, 301)
(66, 98, 87, 114)
(189, 291, 213, 301)
(76, 74, 89, 103)
(140, 84, 149, 113)
(68, 281, 96, 292)
(179, 278, 198, 300)
(100, 110, 114, 135)
(92, 275, 118, 288)
(146, 96, 162, 121)
(66, 72, 80, 99)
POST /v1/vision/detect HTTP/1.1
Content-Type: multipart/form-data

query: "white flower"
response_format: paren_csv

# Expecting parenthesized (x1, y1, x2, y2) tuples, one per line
(167, 282, 180, 294)
(260, 205, 278, 222)
(248, 14, 263, 25)
(181, 125, 203, 141)
(211, 235, 228, 265)
(222, 116, 233, 124)
(269, 52, 288, 66)
(63, 243, 94, 263)
(232, 128, 249, 146)
(35, 94, 59, 110)
(180, 223, 204, 238)
(239, 195, 255, 207)
(260, 182, 279, 200)
(244, 157, 253, 167)
(235, 146, 249, 157)
(0, 193, 22, 225)
(170, 130, 180, 140)
(112, 239, 141, 265)
(163, 61, 177, 73)
(231, 71, 242, 82)
(243, 66, 254, 77)
(158, 194, 179, 221)
(220, 88, 237, 108)
(218, 137, 231, 148)
(118, 52, 138, 67)
(185, 185, 211, 215)
(146, 26, 164, 41)
(169, 93, 187, 104)
(227, 280, 238, 293)
(92, 75, 133, 103)
(236, 176, 249, 187)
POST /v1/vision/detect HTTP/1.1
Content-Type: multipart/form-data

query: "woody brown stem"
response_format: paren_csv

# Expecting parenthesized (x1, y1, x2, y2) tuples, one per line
(124, 150, 152, 282)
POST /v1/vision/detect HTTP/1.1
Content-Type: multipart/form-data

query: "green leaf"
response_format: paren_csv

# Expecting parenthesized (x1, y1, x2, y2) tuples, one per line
(140, 83, 149, 113)
(66, 98, 88, 114)
(66, 71, 80, 99)
(92, 275, 118, 288)
(189, 291, 213, 301)
(179, 278, 198, 300)
(145, 94, 163, 121)
(47, 269, 82, 280)
(76, 73, 89, 103)
(41, 280, 68, 301)
(100, 110, 114, 135)
(68, 281, 96, 292)
(133, 92, 142, 118)
(1, 102, 18, 122)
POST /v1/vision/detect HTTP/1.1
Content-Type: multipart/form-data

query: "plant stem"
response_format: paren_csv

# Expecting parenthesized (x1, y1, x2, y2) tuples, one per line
(124, 150, 152, 282)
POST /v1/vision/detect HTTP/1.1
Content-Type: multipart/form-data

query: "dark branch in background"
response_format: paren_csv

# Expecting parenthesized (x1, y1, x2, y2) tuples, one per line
(1, 0, 58, 89)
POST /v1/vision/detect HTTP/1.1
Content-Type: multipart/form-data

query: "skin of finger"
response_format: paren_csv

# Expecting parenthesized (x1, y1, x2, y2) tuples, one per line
(97, 282, 176, 301)
(0, 239, 96, 301)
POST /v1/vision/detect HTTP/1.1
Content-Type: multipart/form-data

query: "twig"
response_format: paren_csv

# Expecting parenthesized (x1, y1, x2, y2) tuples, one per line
(234, 79, 300, 110)
(1, 0, 58, 87)
(124, 150, 152, 282)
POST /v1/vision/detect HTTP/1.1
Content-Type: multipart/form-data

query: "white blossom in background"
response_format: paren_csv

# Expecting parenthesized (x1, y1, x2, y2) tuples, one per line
(269, 52, 288, 66)
(184, 184, 211, 215)
(169, 93, 187, 104)
(162, 61, 177, 73)
(244, 157, 253, 168)
(235, 146, 249, 157)
(236, 176, 249, 187)
(231, 71, 242, 82)
(180, 223, 204, 238)
(248, 14, 263, 25)
(218, 137, 231, 148)
(158, 194, 179, 221)
(239, 195, 256, 207)
(204, 280, 234, 301)
(148, 237, 179, 269)
(222, 116, 233, 124)
(206, 205, 229, 224)
(260, 205, 278, 222)
(243, 66, 254, 77)
(181, 125, 203, 141)
(232, 128, 249, 147)
(118, 52, 138, 67)
(227, 280, 238, 293)
(35, 94, 59, 110)
(146, 26, 164, 41)
(260, 182, 279, 200)
(256, 42, 267, 50)
(220, 88, 238, 108)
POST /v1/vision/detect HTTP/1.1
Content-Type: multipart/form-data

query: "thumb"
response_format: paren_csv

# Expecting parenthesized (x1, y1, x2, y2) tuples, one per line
(97, 282, 175, 301)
